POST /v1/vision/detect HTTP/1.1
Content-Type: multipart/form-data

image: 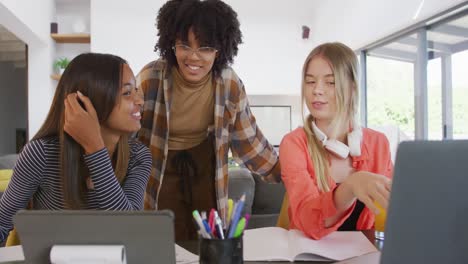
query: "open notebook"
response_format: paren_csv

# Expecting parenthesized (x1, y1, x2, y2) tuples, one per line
(243, 227, 377, 262)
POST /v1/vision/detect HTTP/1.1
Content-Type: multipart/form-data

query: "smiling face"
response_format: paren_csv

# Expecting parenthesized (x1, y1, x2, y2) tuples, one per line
(174, 28, 217, 83)
(102, 63, 143, 134)
(304, 56, 337, 127)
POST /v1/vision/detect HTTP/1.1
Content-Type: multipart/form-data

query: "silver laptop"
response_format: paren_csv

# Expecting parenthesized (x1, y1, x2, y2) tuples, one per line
(13, 210, 175, 264)
(381, 140, 468, 264)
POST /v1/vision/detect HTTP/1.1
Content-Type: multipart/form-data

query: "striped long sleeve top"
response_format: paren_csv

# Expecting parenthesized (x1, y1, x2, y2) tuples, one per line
(0, 136, 152, 243)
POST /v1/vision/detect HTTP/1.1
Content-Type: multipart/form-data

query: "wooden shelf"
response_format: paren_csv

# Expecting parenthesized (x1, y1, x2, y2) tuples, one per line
(51, 33, 90, 43)
(50, 74, 61, 81)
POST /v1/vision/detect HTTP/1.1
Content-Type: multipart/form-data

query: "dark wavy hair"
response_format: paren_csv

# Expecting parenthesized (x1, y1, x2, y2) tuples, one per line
(155, 0, 243, 77)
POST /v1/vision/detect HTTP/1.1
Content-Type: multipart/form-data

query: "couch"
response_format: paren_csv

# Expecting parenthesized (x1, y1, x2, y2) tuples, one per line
(228, 167, 285, 229)
(0, 154, 18, 200)
(0, 154, 18, 247)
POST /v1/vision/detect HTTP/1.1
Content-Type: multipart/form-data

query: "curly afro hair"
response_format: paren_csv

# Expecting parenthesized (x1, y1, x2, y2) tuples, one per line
(155, 0, 243, 77)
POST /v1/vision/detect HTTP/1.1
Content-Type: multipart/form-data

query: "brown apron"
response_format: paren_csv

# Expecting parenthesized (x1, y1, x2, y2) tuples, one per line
(157, 136, 217, 241)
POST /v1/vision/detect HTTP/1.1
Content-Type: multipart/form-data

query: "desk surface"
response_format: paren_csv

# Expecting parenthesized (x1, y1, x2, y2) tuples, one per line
(0, 230, 382, 264)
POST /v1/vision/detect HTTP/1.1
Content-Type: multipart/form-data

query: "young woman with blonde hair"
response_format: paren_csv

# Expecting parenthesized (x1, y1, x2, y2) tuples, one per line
(280, 42, 393, 240)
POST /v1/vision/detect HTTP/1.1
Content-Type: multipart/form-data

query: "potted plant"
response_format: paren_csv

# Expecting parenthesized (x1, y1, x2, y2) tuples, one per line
(53, 57, 70, 75)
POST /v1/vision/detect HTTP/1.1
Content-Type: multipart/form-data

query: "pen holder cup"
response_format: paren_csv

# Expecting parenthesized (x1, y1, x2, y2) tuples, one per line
(199, 236, 243, 264)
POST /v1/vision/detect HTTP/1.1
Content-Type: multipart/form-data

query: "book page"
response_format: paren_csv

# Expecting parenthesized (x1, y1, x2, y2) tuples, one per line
(0, 245, 25, 263)
(288, 230, 377, 261)
(334, 251, 381, 264)
(243, 227, 292, 261)
(287, 230, 332, 262)
(175, 244, 198, 264)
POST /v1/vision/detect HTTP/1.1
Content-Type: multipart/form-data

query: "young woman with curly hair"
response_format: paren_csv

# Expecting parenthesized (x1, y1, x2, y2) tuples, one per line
(137, 0, 281, 240)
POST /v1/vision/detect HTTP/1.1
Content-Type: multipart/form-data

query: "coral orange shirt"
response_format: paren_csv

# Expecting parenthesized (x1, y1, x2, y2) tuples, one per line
(280, 127, 393, 240)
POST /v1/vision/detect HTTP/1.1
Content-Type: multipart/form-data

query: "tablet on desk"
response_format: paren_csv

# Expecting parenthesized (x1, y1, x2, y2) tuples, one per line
(13, 210, 175, 264)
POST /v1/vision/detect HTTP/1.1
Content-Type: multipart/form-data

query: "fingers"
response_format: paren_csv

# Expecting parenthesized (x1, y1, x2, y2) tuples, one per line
(65, 93, 83, 113)
(371, 187, 389, 210)
(360, 196, 380, 215)
(76, 91, 97, 117)
(385, 179, 392, 192)
(354, 172, 392, 215)
(63, 99, 70, 134)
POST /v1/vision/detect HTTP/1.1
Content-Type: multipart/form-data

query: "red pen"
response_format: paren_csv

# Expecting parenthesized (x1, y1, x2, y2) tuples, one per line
(208, 208, 216, 236)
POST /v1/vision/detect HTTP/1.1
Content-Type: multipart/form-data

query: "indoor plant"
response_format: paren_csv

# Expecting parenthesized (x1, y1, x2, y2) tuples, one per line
(53, 57, 70, 74)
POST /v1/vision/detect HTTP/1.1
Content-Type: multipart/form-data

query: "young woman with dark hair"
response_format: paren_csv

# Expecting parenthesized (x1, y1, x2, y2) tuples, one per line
(0, 53, 152, 243)
(137, 0, 281, 240)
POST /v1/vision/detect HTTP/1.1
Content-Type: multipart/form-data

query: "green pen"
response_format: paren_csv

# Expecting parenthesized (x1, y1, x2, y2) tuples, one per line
(233, 217, 246, 238)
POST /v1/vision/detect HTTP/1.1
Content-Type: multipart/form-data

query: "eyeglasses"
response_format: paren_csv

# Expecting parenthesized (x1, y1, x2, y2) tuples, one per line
(172, 44, 218, 60)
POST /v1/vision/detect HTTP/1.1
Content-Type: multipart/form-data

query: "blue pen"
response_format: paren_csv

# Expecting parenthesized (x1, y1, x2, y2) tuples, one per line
(202, 219, 213, 238)
(228, 194, 246, 238)
(228, 201, 238, 231)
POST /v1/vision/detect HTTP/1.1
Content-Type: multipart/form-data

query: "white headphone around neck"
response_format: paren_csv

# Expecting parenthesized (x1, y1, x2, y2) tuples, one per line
(311, 121, 362, 159)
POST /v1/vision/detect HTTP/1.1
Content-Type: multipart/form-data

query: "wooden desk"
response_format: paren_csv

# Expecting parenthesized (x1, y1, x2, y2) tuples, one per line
(178, 230, 382, 264)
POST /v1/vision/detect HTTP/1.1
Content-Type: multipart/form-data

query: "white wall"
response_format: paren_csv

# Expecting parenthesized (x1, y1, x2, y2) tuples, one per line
(225, 0, 316, 95)
(310, 0, 467, 50)
(91, 0, 316, 95)
(55, 0, 90, 67)
(91, 0, 164, 76)
(0, 62, 27, 155)
(0, 0, 56, 139)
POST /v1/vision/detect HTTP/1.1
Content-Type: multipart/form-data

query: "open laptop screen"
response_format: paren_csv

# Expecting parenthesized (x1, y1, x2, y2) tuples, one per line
(381, 140, 468, 264)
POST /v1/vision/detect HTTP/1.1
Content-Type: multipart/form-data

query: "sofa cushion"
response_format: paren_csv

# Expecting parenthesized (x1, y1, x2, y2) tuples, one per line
(228, 168, 255, 215)
(251, 173, 285, 214)
(0, 169, 13, 192)
(247, 214, 279, 229)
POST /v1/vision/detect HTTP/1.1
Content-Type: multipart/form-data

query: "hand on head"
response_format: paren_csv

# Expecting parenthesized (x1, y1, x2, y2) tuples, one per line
(64, 91, 104, 154)
(344, 171, 392, 215)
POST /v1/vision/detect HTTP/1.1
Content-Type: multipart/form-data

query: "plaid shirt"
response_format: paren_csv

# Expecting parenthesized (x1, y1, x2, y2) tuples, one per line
(137, 59, 281, 224)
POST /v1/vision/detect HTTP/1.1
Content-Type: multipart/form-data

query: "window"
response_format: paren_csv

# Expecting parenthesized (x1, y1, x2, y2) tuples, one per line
(366, 36, 416, 139)
(427, 13, 468, 139)
(359, 4, 468, 140)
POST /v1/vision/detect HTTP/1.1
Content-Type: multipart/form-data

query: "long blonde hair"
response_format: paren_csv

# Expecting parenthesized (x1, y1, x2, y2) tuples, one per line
(301, 42, 360, 192)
